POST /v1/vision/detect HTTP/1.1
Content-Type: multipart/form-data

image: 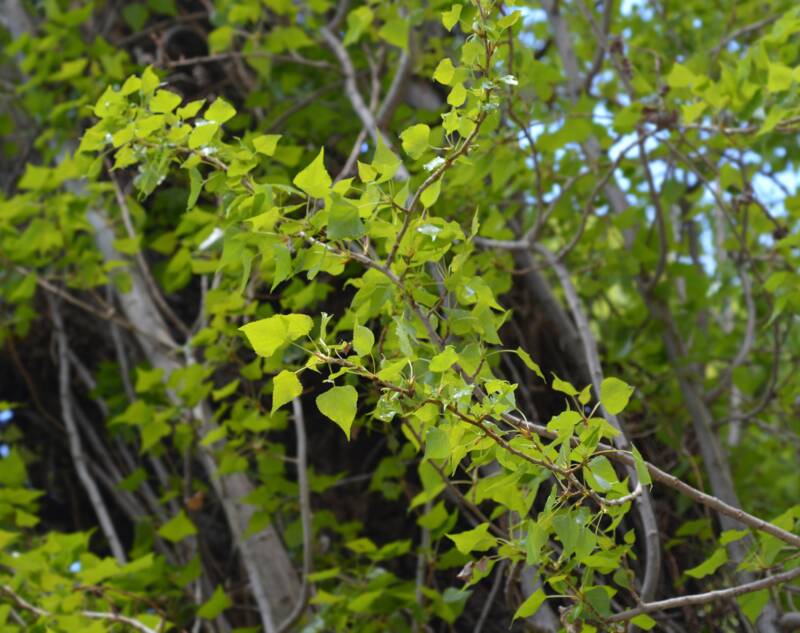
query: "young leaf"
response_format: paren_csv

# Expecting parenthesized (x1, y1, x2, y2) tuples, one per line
(400, 124, 430, 159)
(198, 585, 232, 619)
(441, 4, 462, 31)
(685, 547, 727, 579)
(446, 523, 497, 554)
(430, 346, 458, 372)
(514, 347, 545, 381)
(512, 588, 546, 622)
(239, 314, 314, 358)
(272, 370, 302, 413)
(294, 148, 332, 199)
(434, 58, 456, 85)
(253, 134, 281, 156)
(420, 179, 442, 208)
(352, 325, 374, 356)
(150, 89, 182, 113)
(600, 377, 634, 414)
(205, 98, 237, 124)
(551, 374, 578, 396)
(327, 195, 365, 239)
(316, 385, 358, 440)
(188, 122, 220, 149)
(158, 511, 197, 543)
(425, 427, 450, 460)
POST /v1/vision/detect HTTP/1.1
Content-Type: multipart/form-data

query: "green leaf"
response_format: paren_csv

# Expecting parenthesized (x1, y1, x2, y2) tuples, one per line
(446, 523, 497, 554)
(767, 62, 793, 92)
(512, 588, 546, 621)
(158, 511, 197, 543)
(630, 613, 656, 630)
(327, 195, 365, 239)
(666, 63, 697, 89)
(353, 324, 374, 356)
(253, 134, 281, 156)
(737, 589, 769, 624)
(123, 3, 149, 30)
(400, 124, 430, 159)
(316, 386, 358, 440)
(294, 148, 332, 199)
(187, 167, 203, 210)
(378, 17, 409, 50)
(497, 10, 521, 30)
(526, 520, 548, 565)
(150, 89, 182, 113)
(551, 374, 578, 396)
(447, 83, 467, 107)
(585, 456, 618, 492)
(272, 370, 302, 413)
(343, 7, 373, 46)
(631, 445, 652, 486)
(177, 99, 205, 119)
(372, 135, 401, 178)
(51, 58, 88, 81)
(514, 348, 545, 381)
(198, 585, 232, 619)
(205, 98, 237, 124)
(420, 179, 442, 208)
(434, 58, 456, 85)
(685, 547, 727, 579)
(442, 4, 462, 31)
(141, 65, 160, 94)
(425, 427, 450, 460)
(188, 122, 220, 149)
(239, 314, 314, 358)
(600, 377, 634, 414)
(430, 346, 458, 372)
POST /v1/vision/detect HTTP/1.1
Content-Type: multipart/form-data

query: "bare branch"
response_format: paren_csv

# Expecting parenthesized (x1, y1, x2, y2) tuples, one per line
(607, 566, 800, 624)
(276, 398, 314, 633)
(1, 585, 161, 633)
(48, 295, 127, 564)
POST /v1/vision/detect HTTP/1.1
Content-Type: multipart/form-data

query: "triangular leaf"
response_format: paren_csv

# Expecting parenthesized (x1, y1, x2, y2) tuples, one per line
(316, 386, 358, 440)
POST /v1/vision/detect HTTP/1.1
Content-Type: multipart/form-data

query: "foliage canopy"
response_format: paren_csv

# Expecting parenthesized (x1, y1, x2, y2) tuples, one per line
(0, 0, 800, 632)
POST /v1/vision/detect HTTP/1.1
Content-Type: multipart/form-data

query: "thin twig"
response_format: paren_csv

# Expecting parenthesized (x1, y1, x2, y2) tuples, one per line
(276, 398, 314, 633)
(607, 566, 800, 623)
(1, 585, 160, 633)
(48, 295, 127, 565)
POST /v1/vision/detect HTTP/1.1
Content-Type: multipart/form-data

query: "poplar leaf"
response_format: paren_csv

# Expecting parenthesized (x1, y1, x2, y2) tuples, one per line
(551, 374, 578, 396)
(188, 122, 220, 149)
(425, 427, 450, 460)
(158, 511, 197, 543)
(272, 370, 302, 413)
(434, 58, 456, 85)
(446, 523, 496, 554)
(239, 314, 313, 358)
(253, 134, 281, 156)
(685, 547, 727, 578)
(198, 585, 232, 619)
(400, 124, 430, 159)
(600, 377, 634, 414)
(150, 89, 182, 113)
(316, 386, 358, 440)
(294, 148, 332, 199)
(205, 98, 237, 124)
(514, 348, 545, 380)
(513, 589, 546, 621)
(353, 325, 374, 356)
(442, 4, 462, 31)
(420, 179, 442, 208)
(430, 346, 458, 372)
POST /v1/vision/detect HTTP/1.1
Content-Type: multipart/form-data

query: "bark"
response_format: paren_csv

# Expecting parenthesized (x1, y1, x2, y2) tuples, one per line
(88, 211, 300, 628)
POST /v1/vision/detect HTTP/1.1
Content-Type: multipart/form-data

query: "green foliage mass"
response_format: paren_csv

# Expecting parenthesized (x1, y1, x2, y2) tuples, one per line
(0, 1, 799, 632)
